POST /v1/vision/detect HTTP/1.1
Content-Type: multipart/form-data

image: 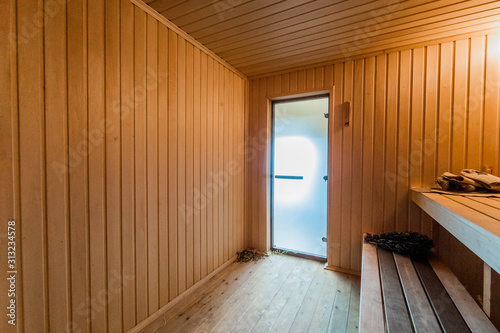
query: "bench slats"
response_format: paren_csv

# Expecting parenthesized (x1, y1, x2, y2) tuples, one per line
(412, 256, 471, 333)
(359, 242, 385, 333)
(393, 253, 442, 332)
(378, 248, 413, 333)
(361, 237, 498, 333)
(428, 253, 499, 333)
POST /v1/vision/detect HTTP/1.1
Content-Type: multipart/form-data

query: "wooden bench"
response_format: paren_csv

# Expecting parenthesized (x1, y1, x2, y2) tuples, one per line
(359, 238, 498, 333)
(411, 188, 500, 317)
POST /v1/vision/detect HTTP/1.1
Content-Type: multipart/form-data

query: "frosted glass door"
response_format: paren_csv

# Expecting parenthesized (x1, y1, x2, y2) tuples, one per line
(272, 97, 329, 258)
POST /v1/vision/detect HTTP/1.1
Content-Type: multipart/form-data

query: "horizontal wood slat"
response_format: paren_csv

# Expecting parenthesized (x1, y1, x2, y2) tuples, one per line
(412, 190, 500, 274)
(361, 242, 495, 332)
(413, 256, 471, 332)
(428, 252, 499, 333)
(393, 253, 442, 332)
(146, 0, 500, 76)
(378, 248, 413, 333)
(359, 241, 385, 333)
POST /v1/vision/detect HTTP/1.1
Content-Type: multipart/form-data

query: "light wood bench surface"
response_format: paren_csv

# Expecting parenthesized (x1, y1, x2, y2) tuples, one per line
(411, 188, 500, 273)
(359, 238, 497, 333)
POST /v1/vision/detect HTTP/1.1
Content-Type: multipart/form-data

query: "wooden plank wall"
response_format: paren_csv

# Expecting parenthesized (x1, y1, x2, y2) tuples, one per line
(0, 0, 246, 332)
(247, 33, 500, 274)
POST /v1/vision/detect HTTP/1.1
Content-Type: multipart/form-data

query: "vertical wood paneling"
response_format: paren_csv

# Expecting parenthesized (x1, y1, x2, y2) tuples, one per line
(168, 28, 178, 301)
(225, 70, 231, 261)
(206, 56, 214, 274)
(452, 39, 469, 174)
(409, 47, 425, 233)
(228, 72, 234, 258)
(185, 41, 194, 291)
(483, 34, 500, 176)
(44, 0, 70, 330)
(5, 1, 246, 331)
(146, 15, 159, 315)
(193, 47, 202, 284)
(422, 44, 440, 237)
(17, 0, 48, 330)
(199, 50, 208, 280)
(67, 0, 90, 331)
(218, 64, 225, 265)
(341, 61, 353, 269)
(177, 36, 187, 295)
(384, 52, 398, 233)
(258, 78, 268, 249)
(362, 57, 375, 234)
(248, 33, 500, 273)
(351, 60, 364, 271)
(396, 50, 411, 233)
(437, 42, 453, 176)
(281, 73, 290, 94)
(212, 63, 220, 268)
(106, 0, 123, 330)
(134, 6, 148, 322)
(121, 0, 137, 329)
(157, 22, 169, 309)
(372, 54, 387, 235)
(0, 2, 19, 333)
(88, 0, 107, 330)
(468, 36, 486, 170)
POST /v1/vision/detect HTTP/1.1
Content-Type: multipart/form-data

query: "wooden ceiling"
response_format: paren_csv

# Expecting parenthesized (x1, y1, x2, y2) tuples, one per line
(144, 0, 500, 77)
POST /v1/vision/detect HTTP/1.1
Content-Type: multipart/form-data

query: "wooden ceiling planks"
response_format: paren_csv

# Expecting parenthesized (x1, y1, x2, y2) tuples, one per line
(232, 3, 500, 66)
(146, 0, 500, 77)
(218, 0, 468, 61)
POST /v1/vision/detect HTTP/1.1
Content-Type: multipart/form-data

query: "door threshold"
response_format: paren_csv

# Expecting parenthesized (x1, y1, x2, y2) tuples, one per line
(270, 247, 327, 263)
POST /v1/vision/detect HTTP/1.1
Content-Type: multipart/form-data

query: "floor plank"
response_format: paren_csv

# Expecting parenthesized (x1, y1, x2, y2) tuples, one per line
(194, 255, 296, 332)
(328, 274, 354, 333)
(150, 254, 360, 333)
(209, 255, 298, 332)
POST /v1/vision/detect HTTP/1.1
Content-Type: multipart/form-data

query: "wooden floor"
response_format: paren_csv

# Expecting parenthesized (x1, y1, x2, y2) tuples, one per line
(148, 254, 360, 333)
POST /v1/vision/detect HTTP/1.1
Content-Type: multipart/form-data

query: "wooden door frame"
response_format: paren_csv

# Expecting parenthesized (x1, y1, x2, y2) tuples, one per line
(263, 87, 339, 269)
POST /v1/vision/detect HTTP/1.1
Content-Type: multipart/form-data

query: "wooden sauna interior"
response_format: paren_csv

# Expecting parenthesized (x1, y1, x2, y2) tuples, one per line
(2, 0, 500, 331)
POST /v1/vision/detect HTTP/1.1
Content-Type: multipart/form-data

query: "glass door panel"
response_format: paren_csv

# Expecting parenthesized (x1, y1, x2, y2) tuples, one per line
(272, 96, 329, 258)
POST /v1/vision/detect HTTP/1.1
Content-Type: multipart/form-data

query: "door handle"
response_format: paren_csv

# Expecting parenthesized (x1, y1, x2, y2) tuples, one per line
(323, 175, 328, 182)
(274, 175, 303, 180)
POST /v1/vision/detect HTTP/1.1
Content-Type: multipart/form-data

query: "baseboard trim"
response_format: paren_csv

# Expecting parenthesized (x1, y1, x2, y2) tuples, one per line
(324, 263, 361, 277)
(127, 255, 237, 333)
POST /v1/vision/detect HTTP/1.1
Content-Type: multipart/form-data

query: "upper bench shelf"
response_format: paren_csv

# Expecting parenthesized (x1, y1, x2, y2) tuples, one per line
(411, 188, 500, 274)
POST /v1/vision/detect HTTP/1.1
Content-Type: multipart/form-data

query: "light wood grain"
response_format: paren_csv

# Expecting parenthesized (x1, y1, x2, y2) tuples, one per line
(44, 0, 71, 331)
(0, 3, 19, 333)
(121, 0, 137, 329)
(68, 1, 90, 331)
(88, 0, 107, 330)
(134, 6, 149, 321)
(412, 190, 500, 273)
(146, 0, 500, 76)
(428, 252, 498, 333)
(146, 14, 159, 315)
(130, 0, 246, 78)
(359, 241, 384, 333)
(248, 32, 500, 274)
(135, 255, 359, 333)
(5, 1, 246, 331)
(157, 21, 169, 310)
(106, 1, 123, 330)
(393, 253, 442, 332)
